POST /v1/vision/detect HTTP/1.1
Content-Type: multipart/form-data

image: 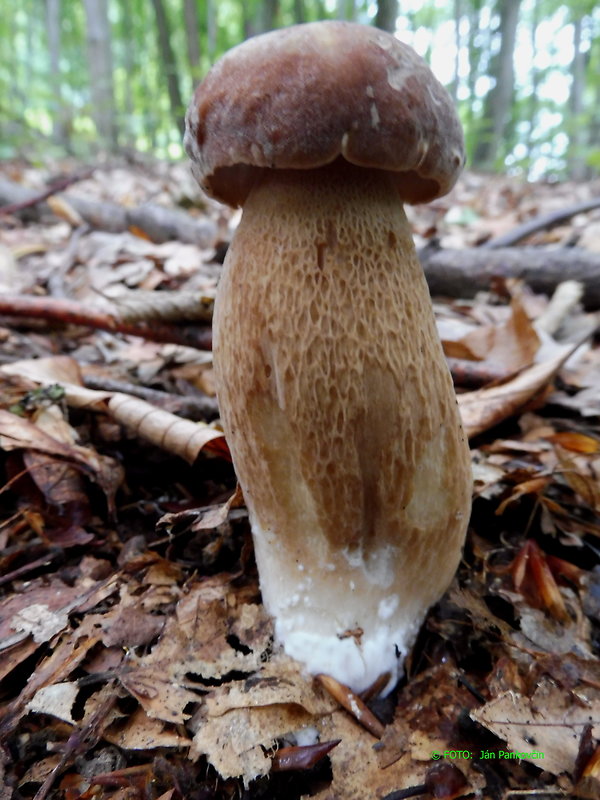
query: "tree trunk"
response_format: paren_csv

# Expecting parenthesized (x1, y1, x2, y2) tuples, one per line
(473, 0, 521, 170)
(589, 79, 600, 170)
(374, 0, 398, 32)
(258, 0, 280, 33)
(206, 0, 217, 62)
(119, 0, 135, 142)
(45, 0, 70, 150)
(525, 0, 541, 174)
(83, 0, 118, 150)
(448, 0, 462, 102)
(336, 0, 356, 21)
(184, 0, 202, 82)
(568, 14, 586, 180)
(464, 0, 486, 138)
(150, 0, 185, 137)
(293, 0, 306, 24)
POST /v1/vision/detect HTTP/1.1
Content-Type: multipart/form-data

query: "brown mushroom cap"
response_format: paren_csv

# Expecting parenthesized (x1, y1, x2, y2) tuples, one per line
(184, 21, 465, 207)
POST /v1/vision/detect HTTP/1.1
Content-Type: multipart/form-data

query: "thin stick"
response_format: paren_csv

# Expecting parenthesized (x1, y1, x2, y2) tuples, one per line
(0, 168, 95, 215)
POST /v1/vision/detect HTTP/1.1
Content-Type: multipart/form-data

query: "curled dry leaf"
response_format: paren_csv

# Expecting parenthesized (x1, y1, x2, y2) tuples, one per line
(458, 344, 577, 438)
(510, 539, 569, 622)
(271, 739, 341, 772)
(445, 292, 540, 374)
(108, 392, 224, 464)
(582, 745, 600, 781)
(495, 475, 550, 515)
(545, 553, 584, 585)
(574, 725, 596, 783)
(1, 355, 226, 462)
(316, 673, 385, 739)
(46, 194, 85, 226)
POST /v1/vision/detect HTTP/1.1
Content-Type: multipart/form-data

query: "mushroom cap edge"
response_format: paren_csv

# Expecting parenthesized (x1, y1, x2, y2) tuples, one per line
(184, 20, 465, 207)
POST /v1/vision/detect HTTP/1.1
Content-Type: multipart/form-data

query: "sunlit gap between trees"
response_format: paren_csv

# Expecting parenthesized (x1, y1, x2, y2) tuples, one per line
(2, 0, 598, 181)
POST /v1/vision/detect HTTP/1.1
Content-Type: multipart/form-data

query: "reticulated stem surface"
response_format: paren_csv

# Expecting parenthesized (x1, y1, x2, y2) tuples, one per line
(213, 162, 471, 693)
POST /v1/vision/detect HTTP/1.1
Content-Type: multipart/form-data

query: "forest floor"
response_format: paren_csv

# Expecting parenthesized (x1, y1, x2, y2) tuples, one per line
(0, 158, 600, 800)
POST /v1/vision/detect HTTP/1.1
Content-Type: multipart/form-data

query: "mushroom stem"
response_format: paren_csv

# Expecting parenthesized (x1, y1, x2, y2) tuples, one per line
(213, 161, 471, 694)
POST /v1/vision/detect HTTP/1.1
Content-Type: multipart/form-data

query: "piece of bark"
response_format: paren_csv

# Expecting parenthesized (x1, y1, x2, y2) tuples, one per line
(0, 178, 216, 247)
(420, 243, 600, 309)
(113, 289, 214, 325)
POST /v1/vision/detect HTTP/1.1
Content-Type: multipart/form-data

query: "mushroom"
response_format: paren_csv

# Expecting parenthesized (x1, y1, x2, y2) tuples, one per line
(184, 21, 472, 695)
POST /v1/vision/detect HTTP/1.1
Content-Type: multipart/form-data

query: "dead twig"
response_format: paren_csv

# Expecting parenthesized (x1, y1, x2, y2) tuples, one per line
(0, 168, 95, 216)
(82, 374, 219, 420)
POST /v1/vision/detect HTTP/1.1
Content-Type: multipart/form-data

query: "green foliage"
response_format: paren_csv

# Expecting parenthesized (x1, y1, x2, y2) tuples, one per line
(0, 0, 598, 177)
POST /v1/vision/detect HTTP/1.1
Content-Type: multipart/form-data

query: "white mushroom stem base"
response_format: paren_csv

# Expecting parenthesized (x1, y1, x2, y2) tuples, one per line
(213, 161, 472, 695)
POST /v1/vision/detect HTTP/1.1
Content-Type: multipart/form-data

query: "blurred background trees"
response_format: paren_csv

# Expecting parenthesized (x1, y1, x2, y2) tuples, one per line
(0, 0, 598, 180)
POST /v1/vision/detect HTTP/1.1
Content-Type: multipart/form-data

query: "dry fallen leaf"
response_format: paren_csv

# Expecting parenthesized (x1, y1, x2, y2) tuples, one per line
(446, 292, 540, 372)
(472, 679, 600, 776)
(459, 344, 575, 438)
(3, 161, 600, 798)
(104, 707, 189, 750)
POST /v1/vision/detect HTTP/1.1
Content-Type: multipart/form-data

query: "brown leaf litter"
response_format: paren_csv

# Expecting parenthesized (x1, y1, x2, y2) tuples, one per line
(2, 160, 600, 799)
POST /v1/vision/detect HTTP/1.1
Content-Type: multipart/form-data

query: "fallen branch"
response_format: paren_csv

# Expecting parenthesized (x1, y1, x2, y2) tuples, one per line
(4, 173, 600, 308)
(0, 293, 519, 392)
(420, 244, 600, 309)
(0, 168, 95, 215)
(0, 295, 212, 350)
(0, 177, 216, 247)
(481, 196, 600, 249)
